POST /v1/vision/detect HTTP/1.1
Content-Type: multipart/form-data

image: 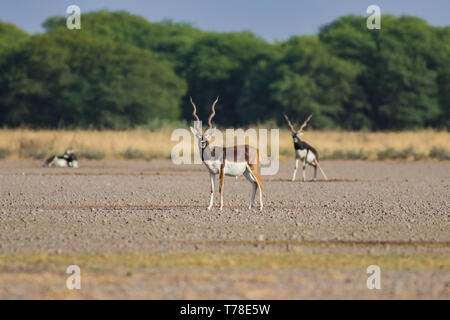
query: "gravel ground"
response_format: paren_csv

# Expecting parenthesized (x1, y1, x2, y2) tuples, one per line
(0, 160, 449, 299)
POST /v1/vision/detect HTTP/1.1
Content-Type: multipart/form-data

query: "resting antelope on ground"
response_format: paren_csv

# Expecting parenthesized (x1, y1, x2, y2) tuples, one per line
(189, 97, 263, 211)
(44, 148, 79, 168)
(283, 114, 327, 181)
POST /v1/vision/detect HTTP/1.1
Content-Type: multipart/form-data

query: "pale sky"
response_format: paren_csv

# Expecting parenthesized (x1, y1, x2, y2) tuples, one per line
(1, 0, 449, 40)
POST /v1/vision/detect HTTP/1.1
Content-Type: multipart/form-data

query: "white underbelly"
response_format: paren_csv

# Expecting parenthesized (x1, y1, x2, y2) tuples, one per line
(224, 161, 247, 176)
(295, 149, 316, 163)
(203, 160, 248, 176)
(52, 159, 69, 167)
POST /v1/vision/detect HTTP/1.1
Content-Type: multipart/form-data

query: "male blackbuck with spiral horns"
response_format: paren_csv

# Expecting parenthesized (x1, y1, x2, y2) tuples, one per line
(190, 97, 263, 211)
(283, 114, 328, 181)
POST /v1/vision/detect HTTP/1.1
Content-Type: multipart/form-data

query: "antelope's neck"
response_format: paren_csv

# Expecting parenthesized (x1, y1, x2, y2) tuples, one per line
(293, 138, 305, 150)
(199, 140, 210, 162)
(200, 144, 221, 174)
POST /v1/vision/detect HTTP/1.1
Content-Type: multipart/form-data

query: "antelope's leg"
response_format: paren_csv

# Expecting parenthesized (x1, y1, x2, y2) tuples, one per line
(249, 164, 263, 211)
(254, 171, 263, 211)
(302, 158, 307, 182)
(292, 158, 299, 181)
(244, 169, 257, 209)
(207, 173, 215, 210)
(219, 164, 225, 211)
(314, 164, 317, 180)
(250, 182, 256, 209)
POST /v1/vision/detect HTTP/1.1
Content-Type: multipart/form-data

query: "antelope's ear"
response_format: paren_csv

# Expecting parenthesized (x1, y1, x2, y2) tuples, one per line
(204, 127, 217, 140)
(190, 126, 201, 138)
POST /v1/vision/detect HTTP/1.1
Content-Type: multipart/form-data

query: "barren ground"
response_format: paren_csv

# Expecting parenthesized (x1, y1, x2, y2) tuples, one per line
(0, 160, 448, 299)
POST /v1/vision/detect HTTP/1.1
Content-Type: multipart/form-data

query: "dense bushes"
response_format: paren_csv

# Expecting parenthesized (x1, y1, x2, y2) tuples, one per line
(0, 11, 449, 129)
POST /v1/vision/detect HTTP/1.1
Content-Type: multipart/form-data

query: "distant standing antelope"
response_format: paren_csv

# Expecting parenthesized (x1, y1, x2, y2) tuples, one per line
(283, 114, 328, 181)
(189, 97, 263, 211)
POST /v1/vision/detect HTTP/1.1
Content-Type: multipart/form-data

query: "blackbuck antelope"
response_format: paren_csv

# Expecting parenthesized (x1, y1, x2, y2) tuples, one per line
(190, 97, 263, 211)
(283, 114, 328, 181)
(44, 148, 79, 168)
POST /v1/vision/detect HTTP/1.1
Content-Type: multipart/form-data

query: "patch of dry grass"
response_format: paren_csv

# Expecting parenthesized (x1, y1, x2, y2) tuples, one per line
(0, 128, 448, 160)
(0, 128, 173, 160)
(0, 250, 448, 271)
(279, 129, 450, 160)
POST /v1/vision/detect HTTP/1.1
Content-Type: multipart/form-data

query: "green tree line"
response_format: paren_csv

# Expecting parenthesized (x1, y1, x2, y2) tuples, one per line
(0, 11, 449, 129)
